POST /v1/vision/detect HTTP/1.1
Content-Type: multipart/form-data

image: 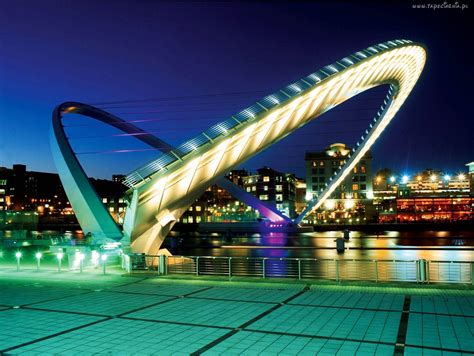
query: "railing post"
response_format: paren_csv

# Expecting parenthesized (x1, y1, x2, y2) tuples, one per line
(416, 260, 419, 283)
(262, 258, 266, 279)
(374, 260, 378, 283)
(298, 259, 302, 280)
(196, 256, 199, 276)
(426, 260, 430, 284)
(335, 260, 340, 282)
(228, 257, 232, 278)
(470, 262, 474, 285)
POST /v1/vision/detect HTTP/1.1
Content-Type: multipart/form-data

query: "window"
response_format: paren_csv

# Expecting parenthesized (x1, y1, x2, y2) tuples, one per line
(312, 168, 318, 175)
(188, 206, 193, 211)
(246, 187, 251, 192)
(118, 207, 124, 212)
(312, 177, 319, 183)
(119, 198, 124, 203)
(276, 203, 283, 210)
(361, 166, 366, 173)
(361, 184, 367, 190)
(352, 184, 359, 191)
(252, 186, 256, 191)
(259, 194, 269, 201)
(312, 161, 318, 167)
(188, 216, 193, 223)
(332, 161, 338, 166)
(109, 207, 115, 212)
(353, 176, 359, 182)
(319, 177, 325, 183)
(353, 167, 358, 174)
(196, 206, 201, 212)
(360, 175, 366, 182)
(276, 184, 283, 192)
(263, 176, 270, 182)
(196, 216, 202, 223)
(102, 198, 107, 203)
(0, 179, 6, 185)
(264, 186, 268, 191)
(312, 185, 318, 191)
(319, 168, 325, 174)
(276, 194, 283, 201)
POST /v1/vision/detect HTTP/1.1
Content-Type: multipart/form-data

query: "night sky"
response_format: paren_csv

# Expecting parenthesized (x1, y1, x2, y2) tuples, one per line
(0, 1, 472, 179)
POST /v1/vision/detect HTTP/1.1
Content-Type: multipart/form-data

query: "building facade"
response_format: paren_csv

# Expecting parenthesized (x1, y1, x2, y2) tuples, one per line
(304, 143, 373, 224)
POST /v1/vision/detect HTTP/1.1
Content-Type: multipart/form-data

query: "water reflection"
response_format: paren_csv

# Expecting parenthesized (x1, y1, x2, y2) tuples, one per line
(170, 230, 474, 261)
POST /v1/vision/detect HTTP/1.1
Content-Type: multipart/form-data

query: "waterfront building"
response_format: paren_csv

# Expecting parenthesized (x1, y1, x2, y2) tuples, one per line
(0, 164, 127, 223)
(242, 167, 297, 218)
(304, 143, 373, 224)
(374, 167, 472, 222)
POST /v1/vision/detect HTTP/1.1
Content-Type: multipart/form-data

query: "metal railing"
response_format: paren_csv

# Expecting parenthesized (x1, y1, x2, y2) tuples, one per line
(150, 256, 473, 284)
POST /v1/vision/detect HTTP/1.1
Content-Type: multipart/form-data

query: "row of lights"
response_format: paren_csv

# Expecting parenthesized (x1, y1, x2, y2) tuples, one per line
(381, 173, 467, 184)
(14, 251, 108, 273)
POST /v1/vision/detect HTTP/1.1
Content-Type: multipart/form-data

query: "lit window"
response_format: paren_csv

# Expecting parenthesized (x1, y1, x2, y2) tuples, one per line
(252, 186, 256, 191)
(263, 176, 270, 182)
(276, 194, 283, 201)
(196, 206, 201, 212)
(109, 207, 115, 212)
(188, 216, 193, 223)
(259, 194, 269, 201)
(276, 185, 283, 192)
(118, 207, 124, 212)
(189, 206, 193, 211)
(361, 166, 366, 173)
(102, 198, 107, 203)
(264, 186, 268, 191)
(352, 184, 359, 191)
(196, 216, 201, 223)
(246, 187, 251, 192)
(353, 167, 358, 174)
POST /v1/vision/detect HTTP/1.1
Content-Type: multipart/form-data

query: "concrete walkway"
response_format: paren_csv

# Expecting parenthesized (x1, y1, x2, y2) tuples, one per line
(0, 269, 472, 355)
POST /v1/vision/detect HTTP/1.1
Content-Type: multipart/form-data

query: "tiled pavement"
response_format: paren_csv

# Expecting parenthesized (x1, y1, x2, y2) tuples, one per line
(0, 274, 472, 355)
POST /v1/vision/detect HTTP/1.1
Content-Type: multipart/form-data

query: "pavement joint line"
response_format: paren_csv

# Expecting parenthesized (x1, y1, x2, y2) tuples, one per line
(394, 295, 411, 355)
(286, 302, 403, 313)
(0, 316, 112, 354)
(118, 315, 234, 330)
(22, 306, 110, 318)
(115, 296, 179, 318)
(190, 284, 311, 355)
(409, 310, 474, 318)
(405, 343, 473, 354)
(244, 328, 397, 347)
(186, 295, 279, 305)
(15, 289, 97, 308)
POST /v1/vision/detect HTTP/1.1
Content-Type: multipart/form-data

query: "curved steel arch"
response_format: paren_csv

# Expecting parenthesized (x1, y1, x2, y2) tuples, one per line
(51, 40, 426, 254)
(50, 102, 173, 242)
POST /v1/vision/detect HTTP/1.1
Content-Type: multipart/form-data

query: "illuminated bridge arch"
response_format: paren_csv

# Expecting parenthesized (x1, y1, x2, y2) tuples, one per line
(51, 39, 426, 254)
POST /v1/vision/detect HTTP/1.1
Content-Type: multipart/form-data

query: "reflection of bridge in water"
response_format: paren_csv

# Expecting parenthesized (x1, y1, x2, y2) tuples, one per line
(51, 40, 426, 255)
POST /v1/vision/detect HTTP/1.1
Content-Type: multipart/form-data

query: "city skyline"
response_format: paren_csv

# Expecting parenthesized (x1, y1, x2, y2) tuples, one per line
(0, 1, 472, 179)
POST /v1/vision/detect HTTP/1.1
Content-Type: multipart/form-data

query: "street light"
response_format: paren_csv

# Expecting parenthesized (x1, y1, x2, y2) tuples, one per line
(78, 252, 85, 273)
(35, 252, 42, 271)
(57, 252, 64, 272)
(15, 251, 22, 271)
(402, 175, 409, 184)
(444, 174, 451, 182)
(101, 254, 108, 275)
(458, 173, 466, 181)
(389, 176, 396, 183)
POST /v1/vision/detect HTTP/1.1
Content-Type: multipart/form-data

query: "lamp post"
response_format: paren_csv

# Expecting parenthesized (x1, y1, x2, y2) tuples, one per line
(57, 252, 64, 272)
(78, 252, 84, 273)
(101, 254, 108, 275)
(15, 251, 22, 271)
(35, 252, 42, 271)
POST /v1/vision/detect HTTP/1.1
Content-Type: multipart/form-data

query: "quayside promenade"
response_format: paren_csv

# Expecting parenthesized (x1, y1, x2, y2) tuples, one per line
(0, 268, 472, 355)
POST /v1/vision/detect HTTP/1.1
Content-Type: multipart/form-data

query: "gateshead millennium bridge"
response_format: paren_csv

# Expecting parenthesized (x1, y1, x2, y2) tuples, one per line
(51, 39, 426, 255)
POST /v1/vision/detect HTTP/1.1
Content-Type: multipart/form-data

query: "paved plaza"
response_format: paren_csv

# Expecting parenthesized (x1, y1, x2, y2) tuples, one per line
(0, 269, 472, 355)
